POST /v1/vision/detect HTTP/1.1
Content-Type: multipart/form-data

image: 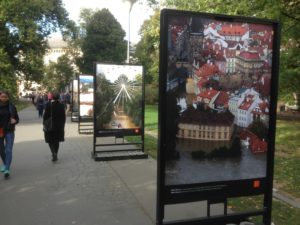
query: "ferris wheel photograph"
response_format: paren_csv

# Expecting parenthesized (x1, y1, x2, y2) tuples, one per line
(95, 64, 143, 133)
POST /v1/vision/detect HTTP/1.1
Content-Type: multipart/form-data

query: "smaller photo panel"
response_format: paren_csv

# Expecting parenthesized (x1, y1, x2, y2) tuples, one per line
(95, 64, 143, 136)
(72, 79, 79, 112)
(79, 75, 94, 117)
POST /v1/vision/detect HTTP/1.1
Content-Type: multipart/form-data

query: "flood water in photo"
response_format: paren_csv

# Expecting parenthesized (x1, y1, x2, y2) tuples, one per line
(165, 139, 267, 185)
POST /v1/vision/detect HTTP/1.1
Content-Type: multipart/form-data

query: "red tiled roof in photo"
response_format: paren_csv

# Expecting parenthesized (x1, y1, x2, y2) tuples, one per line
(197, 89, 219, 100)
(248, 24, 273, 33)
(239, 95, 255, 111)
(251, 138, 267, 153)
(239, 51, 261, 60)
(195, 63, 220, 78)
(252, 101, 269, 115)
(255, 74, 271, 96)
(197, 77, 209, 88)
(215, 91, 229, 106)
(239, 129, 267, 153)
(218, 24, 247, 36)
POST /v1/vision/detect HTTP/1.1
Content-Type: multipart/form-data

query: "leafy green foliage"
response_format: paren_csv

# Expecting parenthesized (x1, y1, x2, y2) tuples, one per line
(95, 74, 115, 128)
(0, 0, 72, 84)
(42, 54, 75, 92)
(0, 0, 76, 98)
(0, 48, 17, 100)
(134, 10, 160, 84)
(77, 9, 127, 74)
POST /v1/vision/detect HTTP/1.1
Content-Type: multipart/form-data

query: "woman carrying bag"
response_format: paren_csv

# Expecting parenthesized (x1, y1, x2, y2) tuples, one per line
(43, 91, 66, 161)
(0, 91, 19, 178)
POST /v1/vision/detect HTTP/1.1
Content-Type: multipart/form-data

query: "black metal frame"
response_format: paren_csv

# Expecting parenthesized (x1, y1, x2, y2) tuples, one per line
(92, 63, 148, 161)
(157, 9, 280, 225)
(78, 74, 94, 134)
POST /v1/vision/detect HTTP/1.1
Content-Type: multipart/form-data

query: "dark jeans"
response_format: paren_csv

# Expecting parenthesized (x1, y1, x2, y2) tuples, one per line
(48, 141, 59, 155)
(0, 132, 15, 170)
(37, 105, 44, 117)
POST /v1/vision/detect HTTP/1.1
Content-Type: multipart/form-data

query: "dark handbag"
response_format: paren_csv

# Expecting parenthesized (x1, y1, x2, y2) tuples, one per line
(43, 103, 53, 132)
(0, 127, 4, 138)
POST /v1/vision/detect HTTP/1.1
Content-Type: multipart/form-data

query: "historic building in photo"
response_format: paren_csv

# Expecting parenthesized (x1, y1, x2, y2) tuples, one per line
(235, 50, 264, 77)
(177, 107, 234, 141)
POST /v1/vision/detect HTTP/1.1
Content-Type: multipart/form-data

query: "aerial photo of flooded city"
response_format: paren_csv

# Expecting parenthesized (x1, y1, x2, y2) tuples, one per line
(164, 15, 275, 185)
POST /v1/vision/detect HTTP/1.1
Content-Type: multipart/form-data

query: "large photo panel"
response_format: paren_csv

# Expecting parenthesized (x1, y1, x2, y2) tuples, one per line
(72, 79, 79, 112)
(159, 9, 279, 202)
(95, 64, 144, 137)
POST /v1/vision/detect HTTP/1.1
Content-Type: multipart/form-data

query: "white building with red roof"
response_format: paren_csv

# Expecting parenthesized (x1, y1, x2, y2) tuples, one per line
(196, 88, 219, 109)
(228, 88, 260, 125)
(237, 93, 260, 128)
(217, 24, 249, 42)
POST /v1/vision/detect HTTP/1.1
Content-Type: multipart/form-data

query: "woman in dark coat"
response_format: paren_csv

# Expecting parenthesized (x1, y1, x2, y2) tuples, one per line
(43, 91, 66, 161)
(0, 91, 19, 178)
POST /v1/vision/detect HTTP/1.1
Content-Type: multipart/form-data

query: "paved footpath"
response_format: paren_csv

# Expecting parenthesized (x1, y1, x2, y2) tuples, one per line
(0, 105, 211, 225)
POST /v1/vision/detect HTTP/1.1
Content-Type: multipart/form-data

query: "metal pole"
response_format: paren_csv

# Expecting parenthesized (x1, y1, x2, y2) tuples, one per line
(127, 9, 130, 64)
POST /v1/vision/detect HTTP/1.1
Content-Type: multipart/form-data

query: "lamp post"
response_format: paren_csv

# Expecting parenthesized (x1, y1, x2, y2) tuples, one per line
(123, 0, 137, 64)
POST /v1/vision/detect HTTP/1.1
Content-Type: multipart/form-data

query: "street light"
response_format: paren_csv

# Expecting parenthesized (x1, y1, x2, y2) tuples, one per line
(123, 0, 138, 64)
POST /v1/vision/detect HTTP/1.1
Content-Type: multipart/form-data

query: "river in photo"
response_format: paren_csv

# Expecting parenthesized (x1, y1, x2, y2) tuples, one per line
(165, 139, 267, 185)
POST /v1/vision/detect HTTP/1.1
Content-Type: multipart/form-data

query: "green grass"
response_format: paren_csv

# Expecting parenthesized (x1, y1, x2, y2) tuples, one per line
(15, 100, 32, 111)
(144, 134, 158, 159)
(145, 104, 158, 132)
(275, 120, 300, 198)
(228, 196, 300, 225)
(144, 105, 158, 158)
(124, 134, 157, 159)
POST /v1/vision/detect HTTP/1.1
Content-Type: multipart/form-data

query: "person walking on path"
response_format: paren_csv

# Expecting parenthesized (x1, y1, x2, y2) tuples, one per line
(0, 91, 19, 178)
(43, 91, 66, 161)
(64, 91, 71, 116)
(36, 93, 45, 118)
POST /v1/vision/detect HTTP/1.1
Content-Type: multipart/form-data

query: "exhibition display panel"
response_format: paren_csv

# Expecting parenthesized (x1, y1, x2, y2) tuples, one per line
(157, 9, 280, 225)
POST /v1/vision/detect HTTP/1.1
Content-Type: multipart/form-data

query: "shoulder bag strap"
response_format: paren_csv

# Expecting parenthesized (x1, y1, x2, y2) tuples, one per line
(50, 102, 53, 118)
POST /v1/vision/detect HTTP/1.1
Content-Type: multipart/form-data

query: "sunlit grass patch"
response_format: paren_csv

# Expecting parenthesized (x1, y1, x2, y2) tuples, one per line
(145, 105, 158, 132)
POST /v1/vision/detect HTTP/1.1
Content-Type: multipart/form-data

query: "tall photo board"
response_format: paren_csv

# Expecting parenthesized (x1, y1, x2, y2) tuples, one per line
(93, 63, 147, 161)
(157, 9, 280, 225)
(78, 74, 94, 134)
(71, 78, 79, 122)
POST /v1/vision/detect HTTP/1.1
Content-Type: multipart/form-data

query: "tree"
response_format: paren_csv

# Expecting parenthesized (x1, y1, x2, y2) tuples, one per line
(0, 0, 74, 99)
(77, 9, 127, 74)
(0, 48, 17, 101)
(0, 0, 72, 81)
(42, 54, 76, 92)
(134, 10, 160, 84)
(95, 73, 115, 129)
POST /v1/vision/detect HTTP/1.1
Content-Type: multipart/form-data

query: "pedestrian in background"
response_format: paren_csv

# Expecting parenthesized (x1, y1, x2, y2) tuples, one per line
(36, 93, 45, 118)
(0, 91, 19, 178)
(43, 91, 66, 161)
(64, 91, 71, 116)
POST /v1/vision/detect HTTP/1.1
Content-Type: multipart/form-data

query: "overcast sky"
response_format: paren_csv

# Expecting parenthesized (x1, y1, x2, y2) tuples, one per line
(62, 0, 153, 43)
